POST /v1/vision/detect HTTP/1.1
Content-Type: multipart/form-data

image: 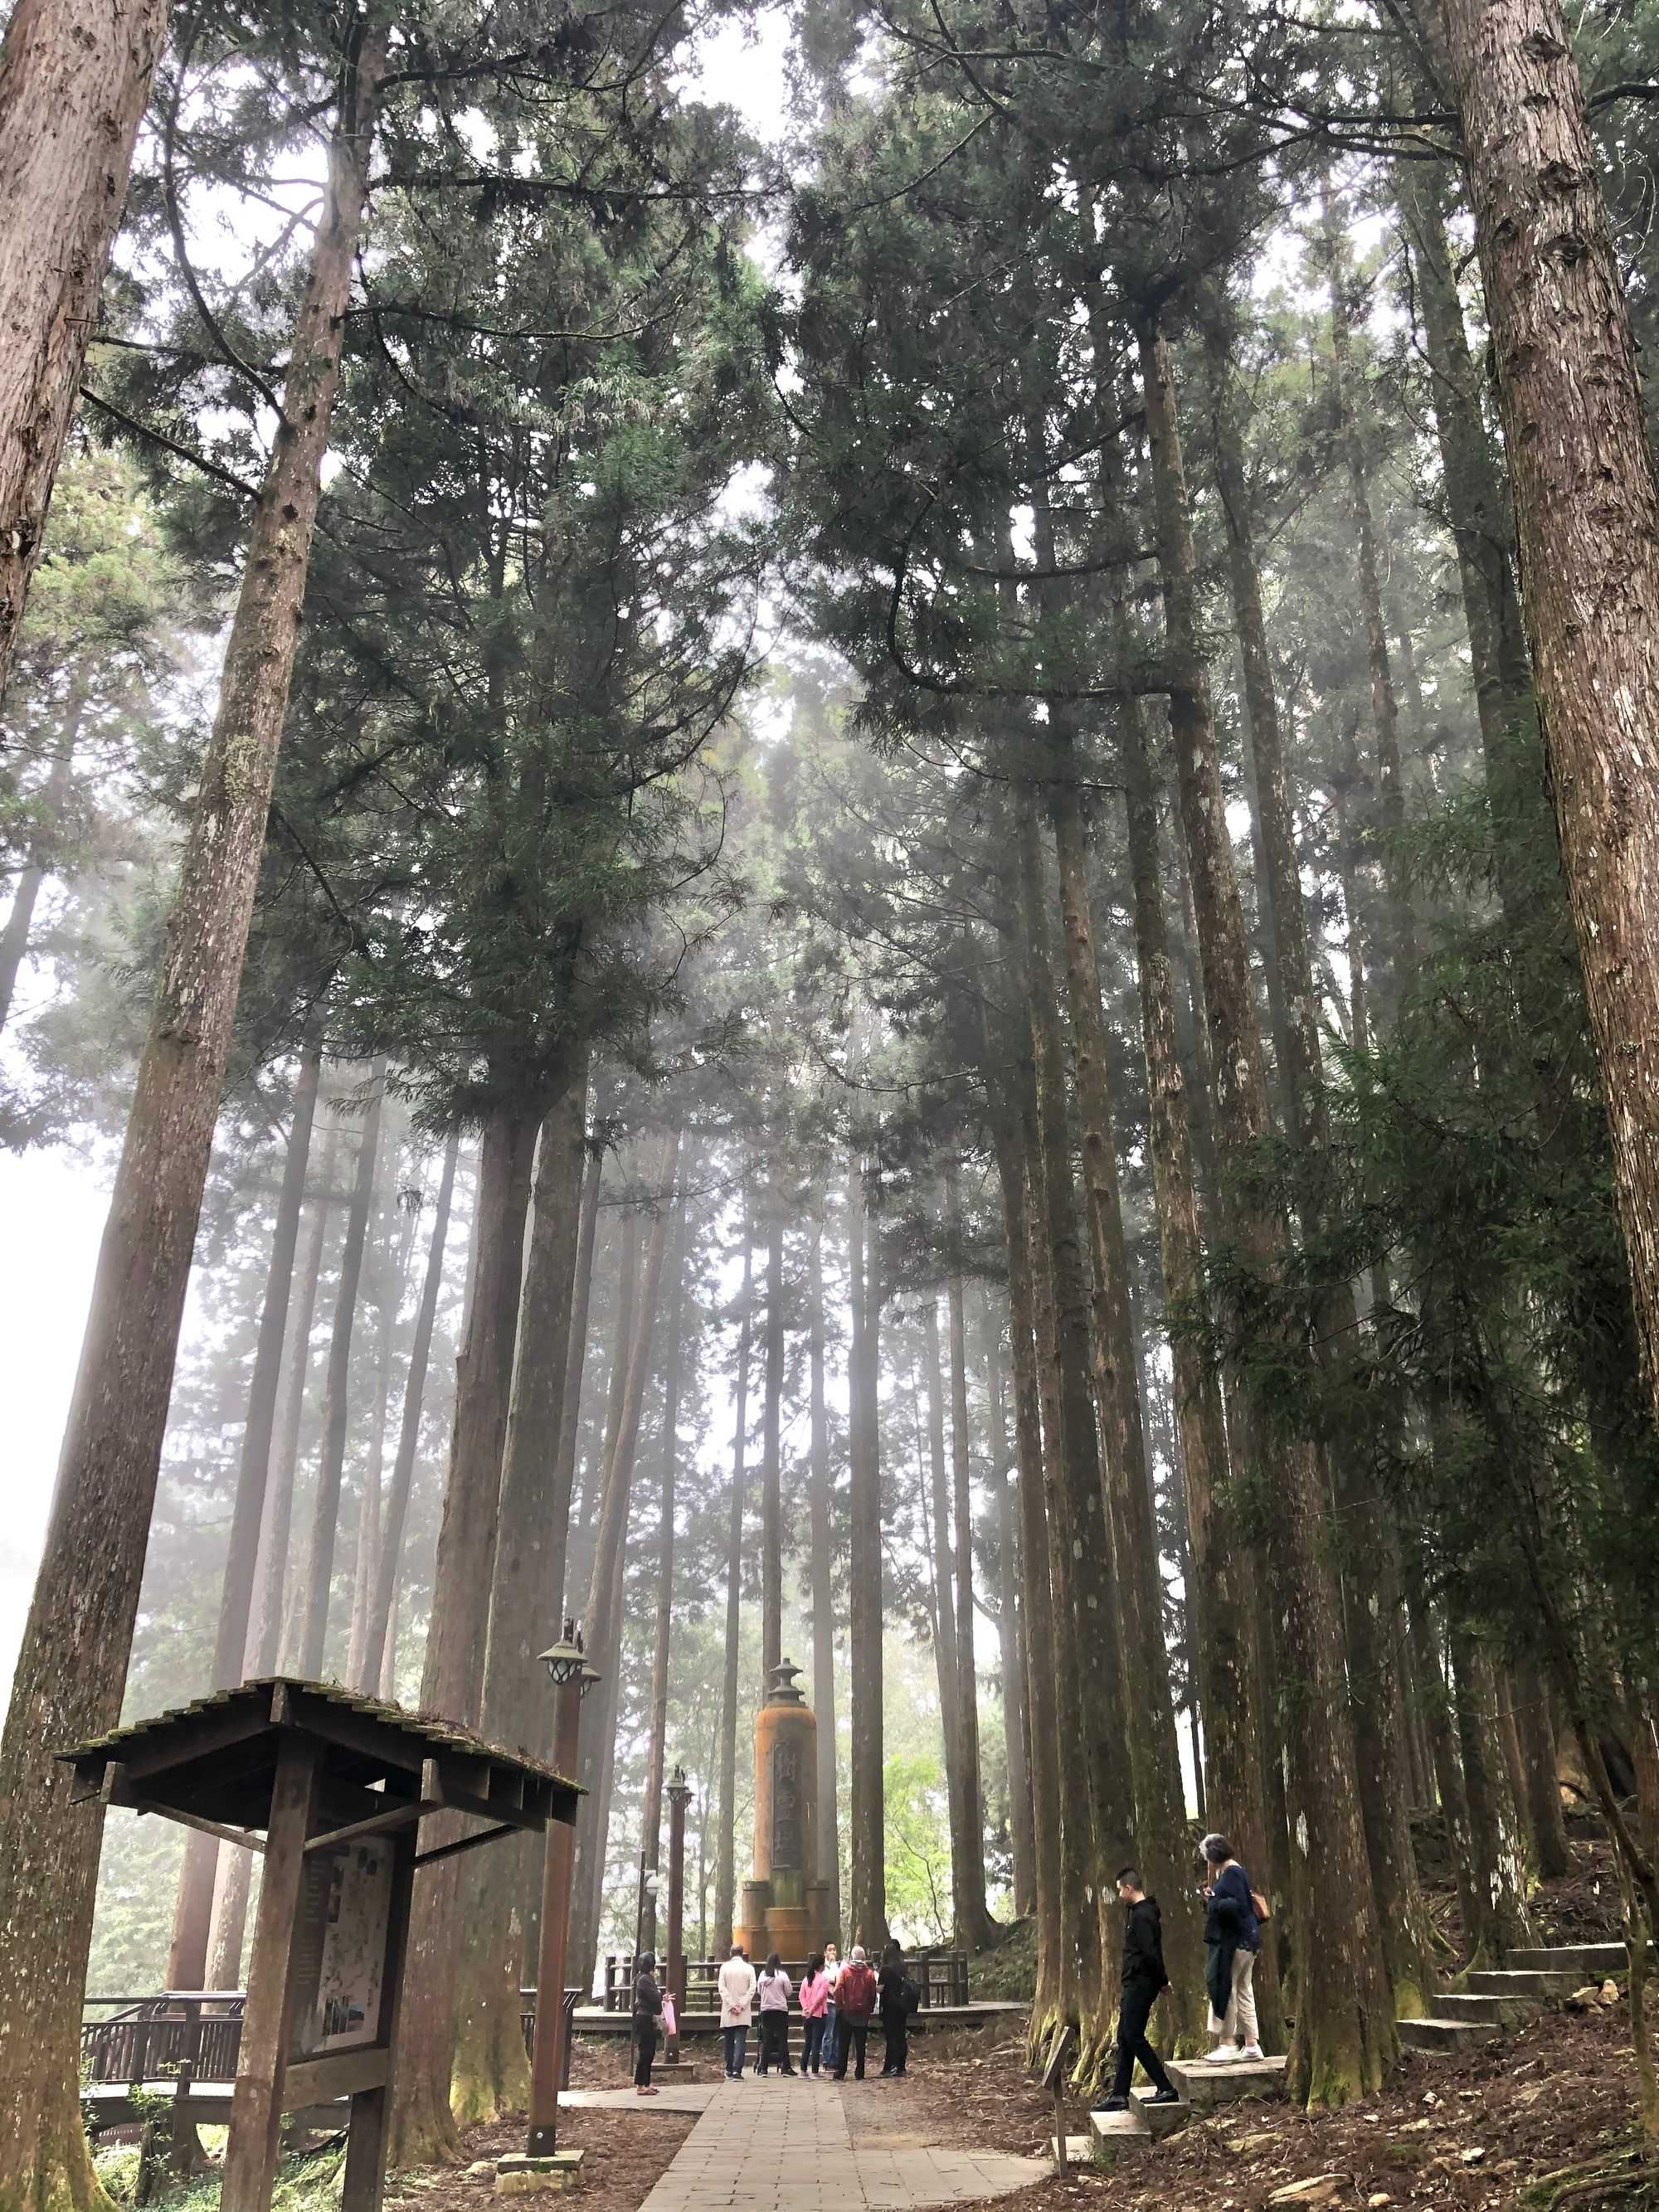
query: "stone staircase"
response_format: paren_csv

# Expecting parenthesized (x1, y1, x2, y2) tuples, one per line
(1086, 1939, 1637, 2159)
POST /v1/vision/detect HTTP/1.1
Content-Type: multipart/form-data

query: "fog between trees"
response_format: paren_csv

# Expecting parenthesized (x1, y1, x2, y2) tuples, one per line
(0, 0, 1658, 2200)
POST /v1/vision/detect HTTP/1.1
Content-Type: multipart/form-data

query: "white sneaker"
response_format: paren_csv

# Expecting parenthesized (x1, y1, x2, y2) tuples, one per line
(1203, 2046, 1238, 2064)
(1238, 2044, 1265, 2063)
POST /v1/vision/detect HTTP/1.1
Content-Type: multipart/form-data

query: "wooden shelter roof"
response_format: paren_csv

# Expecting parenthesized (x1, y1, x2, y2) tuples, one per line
(58, 1677, 581, 1858)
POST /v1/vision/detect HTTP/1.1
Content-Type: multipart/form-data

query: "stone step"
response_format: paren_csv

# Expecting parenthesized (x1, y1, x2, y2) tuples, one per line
(1133, 2088, 1194, 2139)
(1087, 2104, 1151, 2166)
(1465, 1968, 1582, 2001)
(1165, 2054, 1287, 2109)
(1506, 1942, 1642, 1977)
(1433, 1991, 1535, 2027)
(1397, 2015, 1501, 2053)
(1050, 2134, 1097, 2165)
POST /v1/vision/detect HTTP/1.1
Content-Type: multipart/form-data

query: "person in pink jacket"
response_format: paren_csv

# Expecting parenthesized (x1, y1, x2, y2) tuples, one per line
(798, 1953, 831, 2076)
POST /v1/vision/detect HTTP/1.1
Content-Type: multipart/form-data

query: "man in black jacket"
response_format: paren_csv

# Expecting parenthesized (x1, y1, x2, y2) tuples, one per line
(1099, 1869, 1181, 2112)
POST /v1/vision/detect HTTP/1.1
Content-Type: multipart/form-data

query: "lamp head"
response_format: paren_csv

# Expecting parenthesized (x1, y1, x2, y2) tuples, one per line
(538, 1617, 587, 1689)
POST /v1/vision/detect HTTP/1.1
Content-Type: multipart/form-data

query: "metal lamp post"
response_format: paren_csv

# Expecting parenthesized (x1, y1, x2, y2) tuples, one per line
(664, 1767, 692, 2060)
(634, 1861, 660, 1964)
(525, 1620, 600, 2159)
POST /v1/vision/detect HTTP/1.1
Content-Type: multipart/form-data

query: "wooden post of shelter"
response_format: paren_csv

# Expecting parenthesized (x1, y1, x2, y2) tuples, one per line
(61, 1678, 581, 2212)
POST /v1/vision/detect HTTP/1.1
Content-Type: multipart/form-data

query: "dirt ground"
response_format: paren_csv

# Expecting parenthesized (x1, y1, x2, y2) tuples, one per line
(384, 2102, 694, 2212)
(848, 2002, 1654, 2212)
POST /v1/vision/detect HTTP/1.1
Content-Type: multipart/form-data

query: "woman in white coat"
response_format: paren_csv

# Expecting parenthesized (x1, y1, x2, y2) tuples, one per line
(718, 1946, 757, 2079)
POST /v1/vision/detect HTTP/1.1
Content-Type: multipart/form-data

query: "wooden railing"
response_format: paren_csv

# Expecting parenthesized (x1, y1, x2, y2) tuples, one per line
(598, 1951, 970, 2014)
(81, 1994, 246, 2085)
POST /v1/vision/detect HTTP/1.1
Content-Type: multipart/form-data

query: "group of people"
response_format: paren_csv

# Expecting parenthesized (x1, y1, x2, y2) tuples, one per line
(708, 1937, 917, 2083)
(1102, 1833, 1265, 2112)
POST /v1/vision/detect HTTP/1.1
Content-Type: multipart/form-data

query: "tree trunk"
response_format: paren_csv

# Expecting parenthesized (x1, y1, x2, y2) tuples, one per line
(847, 1131, 887, 1951)
(1118, 690, 1284, 2052)
(982, 1300, 1035, 1919)
(0, 35, 388, 2186)
(0, 0, 171, 694)
(943, 1160, 997, 1952)
(986, 1081, 1065, 2049)
(1406, 1583, 1481, 1944)
(761, 1203, 786, 1683)
(1139, 315, 1394, 2103)
(299, 1064, 386, 1680)
(714, 1232, 753, 1957)
(450, 1062, 589, 2122)
(1450, 1629, 1537, 1961)
(1515, 1662, 1572, 1879)
(922, 1300, 973, 1941)
(168, 1033, 322, 1990)
(640, 1156, 693, 1959)
(569, 1130, 681, 1987)
(1439, 0, 1659, 1432)
(344, 1113, 415, 1693)
(1044, 739, 1205, 2042)
(1016, 795, 1131, 2068)
(551, 1094, 606, 1619)
(807, 1207, 842, 1929)
(1204, 323, 1436, 2018)
(363, 1127, 461, 1685)
(390, 1097, 538, 2165)
(0, 680, 84, 1034)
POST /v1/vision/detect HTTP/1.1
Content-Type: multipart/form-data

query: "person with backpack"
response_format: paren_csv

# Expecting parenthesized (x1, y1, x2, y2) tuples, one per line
(877, 1938, 917, 2077)
(799, 1952, 831, 2076)
(1200, 1833, 1266, 2063)
(632, 1951, 664, 2095)
(831, 1945, 877, 2079)
(718, 1944, 757, 2079)
(1098, 1868, 1182, 2112)
(755, 1952, 795, 2076)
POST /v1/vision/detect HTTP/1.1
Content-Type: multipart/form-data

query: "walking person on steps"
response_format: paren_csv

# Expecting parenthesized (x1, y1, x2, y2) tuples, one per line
(1201, 1833, 1265, 2064)
(718, 1944, 756, 2079)
(1099, 1868, 1182, 2113)
(831, 1945, 878, 2079)
(633, 1952, 664, 2095)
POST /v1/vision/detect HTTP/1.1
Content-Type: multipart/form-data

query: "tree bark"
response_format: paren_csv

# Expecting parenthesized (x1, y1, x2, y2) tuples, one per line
(363, 1127, 461, 1686)
(943, 1160, 997, 1952)
(389, 1097, 538, 2164)
(0, 0, 171, 694)
(1450, 1629, 1537, 1960)
(1139, 315, 1394, 2103)
(922, 1299, 973, 1942)
(1118, 691, 1283, 2054)
(345, 1113, 416, 1691)
(0, 680, 84, 1034)
(847, 1127, 887, 1951)
(1515, 1662, 1572, 1879)
(982, 1304, 1035, 1919)
(761, 1202, 786, 1683)
(714, 1232, 753, 1957)
(450, 1062, 589, 2122)
(168, 1033, 322, 1991)
(986, 1079, 1064, 2048)
(0, 42, 388, 2176)
(569, 1130, 681, 1987)
(640, 1156, 693, 1957)
(1438, 0, 1659, 1430)
(299, 1063, 386, 1680)
(807, 1206, 842, 1928)
(550, 1095, 605, 1621)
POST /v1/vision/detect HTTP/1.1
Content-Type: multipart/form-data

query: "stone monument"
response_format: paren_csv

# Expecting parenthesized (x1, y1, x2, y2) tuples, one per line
(742, 1659, 830, 1962)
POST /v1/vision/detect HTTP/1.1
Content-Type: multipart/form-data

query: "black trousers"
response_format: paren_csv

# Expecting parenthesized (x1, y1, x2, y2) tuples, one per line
(880, 2011, 907, 2074)
(634, 2021, 659, 2087)
(1110, 1978, 1174, 2100)
(833, 2017, 868, 2078)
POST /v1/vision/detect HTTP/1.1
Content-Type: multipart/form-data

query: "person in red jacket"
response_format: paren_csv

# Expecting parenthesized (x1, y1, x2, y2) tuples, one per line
(831, 1946, 878, 2080)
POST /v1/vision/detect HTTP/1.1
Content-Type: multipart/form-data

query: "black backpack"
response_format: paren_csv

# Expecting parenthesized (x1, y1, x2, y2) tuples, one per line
(898, 1971, 922, 2015)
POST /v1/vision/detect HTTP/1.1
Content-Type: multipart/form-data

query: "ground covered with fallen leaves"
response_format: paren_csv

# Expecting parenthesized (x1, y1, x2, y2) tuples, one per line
(384, 2102, 694, 2212)
(851, 2000, 1652, 2212)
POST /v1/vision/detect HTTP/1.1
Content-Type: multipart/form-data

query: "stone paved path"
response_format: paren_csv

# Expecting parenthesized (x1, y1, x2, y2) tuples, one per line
(635, 2076, 1048, 2212)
